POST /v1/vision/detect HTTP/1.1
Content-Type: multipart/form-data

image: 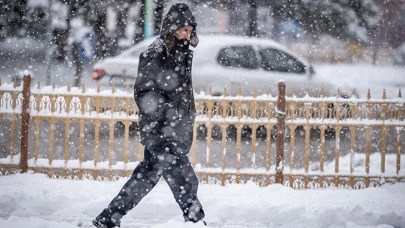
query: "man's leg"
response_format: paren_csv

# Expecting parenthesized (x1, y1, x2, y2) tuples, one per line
(151, 145, 205, 223)
(93, 148, 161, 227)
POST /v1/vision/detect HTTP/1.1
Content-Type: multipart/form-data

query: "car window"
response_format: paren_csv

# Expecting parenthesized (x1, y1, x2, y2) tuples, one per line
(217, 46, 259, 69)
(259, 48, 306, 74)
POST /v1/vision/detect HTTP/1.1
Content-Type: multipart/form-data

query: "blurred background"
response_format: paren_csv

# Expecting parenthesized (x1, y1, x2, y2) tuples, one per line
(1, 0, 404, 175)
(0, 0, 404, 87)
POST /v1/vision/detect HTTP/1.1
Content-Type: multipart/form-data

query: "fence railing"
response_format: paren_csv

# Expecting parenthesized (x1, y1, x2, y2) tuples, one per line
(0, 75, 404, 189)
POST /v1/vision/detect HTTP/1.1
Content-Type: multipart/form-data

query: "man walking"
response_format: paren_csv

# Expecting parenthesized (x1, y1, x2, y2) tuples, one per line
(93, 3, 205, 227)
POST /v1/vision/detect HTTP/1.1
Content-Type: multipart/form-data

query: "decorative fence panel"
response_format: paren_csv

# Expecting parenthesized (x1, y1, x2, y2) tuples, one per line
(0, 76, 404, 189)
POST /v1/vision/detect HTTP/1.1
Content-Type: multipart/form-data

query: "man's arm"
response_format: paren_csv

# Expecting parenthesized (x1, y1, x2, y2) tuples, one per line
(134, 53, 160, 104)
(134, 53, 165, 117)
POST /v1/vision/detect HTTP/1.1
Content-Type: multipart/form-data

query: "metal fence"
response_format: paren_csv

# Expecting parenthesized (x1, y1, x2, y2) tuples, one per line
(0, 75, 404, 189)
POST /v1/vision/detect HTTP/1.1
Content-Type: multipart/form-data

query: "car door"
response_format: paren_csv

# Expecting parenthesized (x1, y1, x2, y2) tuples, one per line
(258, 47, 309, 97)
(106, 42, 151, 87)
(216, 45, 262, 96)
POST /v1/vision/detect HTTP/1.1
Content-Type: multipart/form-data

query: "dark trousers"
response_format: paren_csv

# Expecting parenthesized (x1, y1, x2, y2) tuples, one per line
(96, 145, 205, 227)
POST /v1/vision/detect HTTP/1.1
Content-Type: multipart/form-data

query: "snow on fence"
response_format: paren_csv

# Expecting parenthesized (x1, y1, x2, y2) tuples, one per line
(0, 75, 404, 189)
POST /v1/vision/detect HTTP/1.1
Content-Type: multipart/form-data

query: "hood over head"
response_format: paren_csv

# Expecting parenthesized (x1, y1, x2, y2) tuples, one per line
(160, 3, 199, 48)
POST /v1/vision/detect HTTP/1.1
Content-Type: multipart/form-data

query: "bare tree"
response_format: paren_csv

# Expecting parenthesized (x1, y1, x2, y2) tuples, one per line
(154, 0, 164, 36)
(247, 0, 257, 37)
(134, 1, 145, 44)
(116, 7, 129, 41)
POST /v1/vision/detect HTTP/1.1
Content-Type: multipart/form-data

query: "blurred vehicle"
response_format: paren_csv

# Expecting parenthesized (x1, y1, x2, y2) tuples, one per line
(92, 35, 349, 97)
(92, 35, 351, 139)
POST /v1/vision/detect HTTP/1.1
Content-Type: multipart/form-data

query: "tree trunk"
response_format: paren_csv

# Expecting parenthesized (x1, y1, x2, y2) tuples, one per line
(53, 29, 68, 61)
(247, 0, 257, 37)
(154, 0, 164, 36)
(92, 11, 108, 58)
(227, 0, 245, 36)
(134, 1, 145, 44)
(271, 17, 281, 42)
(116, 7, 129, 40)
(11, 0, 27, 37)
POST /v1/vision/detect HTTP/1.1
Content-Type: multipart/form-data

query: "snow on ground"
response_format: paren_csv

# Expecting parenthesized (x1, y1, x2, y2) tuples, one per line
(0, 173, 404, 228)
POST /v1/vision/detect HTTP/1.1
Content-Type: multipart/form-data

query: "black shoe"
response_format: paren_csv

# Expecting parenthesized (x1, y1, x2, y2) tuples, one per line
(93, 208, 123, 228)
(92, 218, 120, 228)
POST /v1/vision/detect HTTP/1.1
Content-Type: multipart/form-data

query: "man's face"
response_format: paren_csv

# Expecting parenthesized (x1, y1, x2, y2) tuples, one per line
(174, 25, 193, 41)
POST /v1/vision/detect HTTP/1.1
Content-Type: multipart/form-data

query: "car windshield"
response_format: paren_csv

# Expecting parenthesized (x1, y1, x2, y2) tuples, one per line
(217, 46, 259, 69)
(259, 48, 306, 74)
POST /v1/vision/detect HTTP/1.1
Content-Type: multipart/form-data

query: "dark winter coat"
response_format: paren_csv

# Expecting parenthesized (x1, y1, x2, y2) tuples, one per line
(134, 3, 198, 154)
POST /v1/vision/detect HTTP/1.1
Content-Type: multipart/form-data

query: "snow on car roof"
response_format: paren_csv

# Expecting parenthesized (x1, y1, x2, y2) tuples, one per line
(101, 35, 310, 70)
(118, 35, 305, 58)
(196, 34, 288, 50)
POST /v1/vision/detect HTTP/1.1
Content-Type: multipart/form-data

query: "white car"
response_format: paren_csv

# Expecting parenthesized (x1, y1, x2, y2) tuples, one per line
(92, 35, 348, 97)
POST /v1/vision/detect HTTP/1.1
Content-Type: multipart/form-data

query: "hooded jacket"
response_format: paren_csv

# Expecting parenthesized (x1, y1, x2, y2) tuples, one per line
(134, 3, 198, 154)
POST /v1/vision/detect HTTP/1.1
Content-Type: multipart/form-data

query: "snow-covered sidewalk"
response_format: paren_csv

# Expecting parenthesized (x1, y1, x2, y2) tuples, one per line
(0, 173, 404, 228)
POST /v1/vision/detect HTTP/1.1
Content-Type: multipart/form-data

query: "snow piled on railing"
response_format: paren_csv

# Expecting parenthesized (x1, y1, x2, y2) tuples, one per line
(284, 152, 404, 176)
(1, 152, 403, 176)
(0, 82, 23, 92)
(0, 153, 139, 170)
(25, 86, 405, 103)
(31, 85, 134, 97)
